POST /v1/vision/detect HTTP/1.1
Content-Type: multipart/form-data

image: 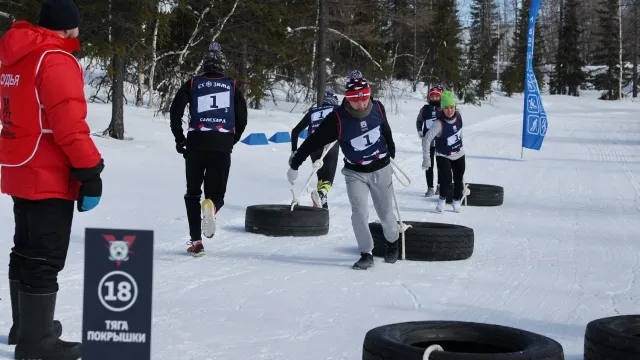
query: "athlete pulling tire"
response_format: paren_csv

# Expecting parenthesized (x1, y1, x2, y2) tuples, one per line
(290, 88, 340, 209)
(416, 85, 443, 197)
(288, 70, 400, 270)
(421, 91, 465, 214)
(169, 41, 248, 256)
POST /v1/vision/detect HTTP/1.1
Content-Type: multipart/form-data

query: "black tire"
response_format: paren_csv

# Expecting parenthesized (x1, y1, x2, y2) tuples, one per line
(464, 184, 504, 207)
(370, 221, 473, 261)
(584, 315, 640, 360)
(245, 204, 329, 237)
(362, 321, 565, 360)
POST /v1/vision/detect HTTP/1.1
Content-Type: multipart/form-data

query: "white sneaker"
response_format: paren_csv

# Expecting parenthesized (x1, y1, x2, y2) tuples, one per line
(452, 200, 462, 213)
(202, 199, 216, 238)
(435, 199, 445, 213)
(311, 190, 322, 208)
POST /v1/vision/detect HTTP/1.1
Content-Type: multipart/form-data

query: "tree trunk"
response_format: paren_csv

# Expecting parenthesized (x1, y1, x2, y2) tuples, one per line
(633, 1, 639, 98)
(136, 60, 144, 107)
(412, 0, 417, 92)
(634, 42, 638, 98)
(315, 0, 327, 107)
(104, 53, 126, 139)
(241, 39, 248, 98)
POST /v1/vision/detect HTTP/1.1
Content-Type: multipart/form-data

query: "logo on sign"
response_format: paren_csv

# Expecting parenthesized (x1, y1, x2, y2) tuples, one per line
(527, 114, 540, 135)
(527, 74, 537, 91)
(540, 116, 548, 136)
(104, 235, 135, 267)
(527, 94, 539, 114)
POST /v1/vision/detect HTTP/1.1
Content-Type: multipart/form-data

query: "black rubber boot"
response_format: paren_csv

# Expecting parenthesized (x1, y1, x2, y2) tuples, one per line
(384, 240, 399, 264)
(14, 291, 81, 360)
(8, 280, 63, 345)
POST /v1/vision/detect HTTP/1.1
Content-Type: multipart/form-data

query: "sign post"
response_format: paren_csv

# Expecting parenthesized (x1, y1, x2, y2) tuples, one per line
(82, 228, 154, 360)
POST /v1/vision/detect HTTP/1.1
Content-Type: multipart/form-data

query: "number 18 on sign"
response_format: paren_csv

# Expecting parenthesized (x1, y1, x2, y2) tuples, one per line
(83, 228, 154, 360)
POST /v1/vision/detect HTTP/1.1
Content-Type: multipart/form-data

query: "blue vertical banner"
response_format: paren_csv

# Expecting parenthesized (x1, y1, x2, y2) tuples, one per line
(522, 0, 548, 151)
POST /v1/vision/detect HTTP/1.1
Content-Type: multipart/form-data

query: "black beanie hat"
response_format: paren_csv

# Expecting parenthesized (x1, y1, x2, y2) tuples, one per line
(39, 0, 82, 31)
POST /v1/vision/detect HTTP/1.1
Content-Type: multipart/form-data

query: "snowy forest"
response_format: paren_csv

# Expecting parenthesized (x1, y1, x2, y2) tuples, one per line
(1, 0, 639, 139)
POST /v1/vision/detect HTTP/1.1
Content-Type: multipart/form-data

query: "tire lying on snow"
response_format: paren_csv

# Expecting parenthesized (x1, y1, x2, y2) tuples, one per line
(463, 184, 504, 206)
(245, 204, 329, 237)
(363, 321, 565, 360)
(370, 221, 473, 261)
(584, 315, 640, 360)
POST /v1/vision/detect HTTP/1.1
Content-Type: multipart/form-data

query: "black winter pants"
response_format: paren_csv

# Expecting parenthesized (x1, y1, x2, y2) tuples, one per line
(436, 155, 466, 201)
(9, 197, 74, 295)
(184, 150, 231, 240)
(310, 142, 339, 187)
(424, 146, 441, 188)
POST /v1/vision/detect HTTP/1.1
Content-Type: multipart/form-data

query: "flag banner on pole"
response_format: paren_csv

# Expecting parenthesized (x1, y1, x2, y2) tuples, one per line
(522, 0, 548, 151)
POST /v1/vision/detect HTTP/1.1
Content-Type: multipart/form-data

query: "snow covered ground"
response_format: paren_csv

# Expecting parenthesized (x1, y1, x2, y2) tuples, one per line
(0, 84, 639, 359)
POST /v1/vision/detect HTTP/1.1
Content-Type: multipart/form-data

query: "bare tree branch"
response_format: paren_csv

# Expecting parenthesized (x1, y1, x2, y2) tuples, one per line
(0, 11, 14, 21)
(288, 26, 384, 71)
(194, 0, 241, 74)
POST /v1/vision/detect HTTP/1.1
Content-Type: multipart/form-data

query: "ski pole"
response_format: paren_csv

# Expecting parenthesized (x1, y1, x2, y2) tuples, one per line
(290, 141, 337, 211)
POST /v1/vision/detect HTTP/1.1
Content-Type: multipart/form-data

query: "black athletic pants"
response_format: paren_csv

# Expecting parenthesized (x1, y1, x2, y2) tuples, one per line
(9, 197, 74, 295)
(436, 155, 466, 201)
(310, 142, 339, 187)
(425, 146, 441, 189)
(184, 150, 231, 241)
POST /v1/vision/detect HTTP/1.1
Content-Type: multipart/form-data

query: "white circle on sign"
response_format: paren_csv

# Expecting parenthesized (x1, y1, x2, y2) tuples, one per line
(97, 270, 138, 312)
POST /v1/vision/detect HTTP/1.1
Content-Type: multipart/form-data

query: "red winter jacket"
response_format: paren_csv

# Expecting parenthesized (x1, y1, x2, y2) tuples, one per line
(0, 21, 102, 201)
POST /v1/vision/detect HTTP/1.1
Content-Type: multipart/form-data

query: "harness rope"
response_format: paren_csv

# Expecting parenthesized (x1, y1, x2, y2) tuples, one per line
(290, 141, 337, 211)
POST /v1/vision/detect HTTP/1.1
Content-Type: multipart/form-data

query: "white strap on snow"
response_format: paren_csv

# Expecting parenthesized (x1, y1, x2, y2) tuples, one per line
(389, 159, 412, 260)
(290, 141, 337, 211)
(423, 344, 444, 359)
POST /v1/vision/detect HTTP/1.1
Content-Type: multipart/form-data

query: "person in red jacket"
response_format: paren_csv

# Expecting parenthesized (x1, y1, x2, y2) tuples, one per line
(0, 1, 103, 359)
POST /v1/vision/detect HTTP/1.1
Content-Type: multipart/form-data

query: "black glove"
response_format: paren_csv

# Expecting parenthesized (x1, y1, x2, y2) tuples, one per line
(176, 140, 186, 154)
(77, 174, 102, 212)
(71, 158, 105, 213)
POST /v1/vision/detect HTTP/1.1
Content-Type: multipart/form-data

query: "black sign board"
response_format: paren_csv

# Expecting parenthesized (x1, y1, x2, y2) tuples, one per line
(82, 228, 154, 360)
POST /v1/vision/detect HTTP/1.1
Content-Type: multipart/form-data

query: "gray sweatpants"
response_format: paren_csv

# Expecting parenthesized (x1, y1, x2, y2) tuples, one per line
(342, 164, 399, 253)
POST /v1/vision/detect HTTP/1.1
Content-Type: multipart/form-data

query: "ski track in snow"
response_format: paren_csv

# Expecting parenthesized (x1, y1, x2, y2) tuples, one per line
(589, 129, 640, 317)
(0, 91, 639, 359)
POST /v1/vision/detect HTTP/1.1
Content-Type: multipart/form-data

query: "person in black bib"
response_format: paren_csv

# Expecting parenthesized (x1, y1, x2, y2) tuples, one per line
(288, 70, 400, 270)
(416, 85, 443, 196)
(169, 41, 248, 256)
(290, 88, 340, 209)
(421, 90, 466, 213)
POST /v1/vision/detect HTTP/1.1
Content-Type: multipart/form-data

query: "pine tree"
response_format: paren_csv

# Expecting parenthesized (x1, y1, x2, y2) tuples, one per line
(592, 0, 621, 100)
(426, 0, 463, 91)
(467, 0, 501, 100)
(500, 0, 545, 96)
(550, 0, 585, 96)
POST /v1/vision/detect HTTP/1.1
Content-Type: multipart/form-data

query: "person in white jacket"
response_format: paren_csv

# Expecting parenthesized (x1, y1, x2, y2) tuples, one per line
(421, 90, 466, 213)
